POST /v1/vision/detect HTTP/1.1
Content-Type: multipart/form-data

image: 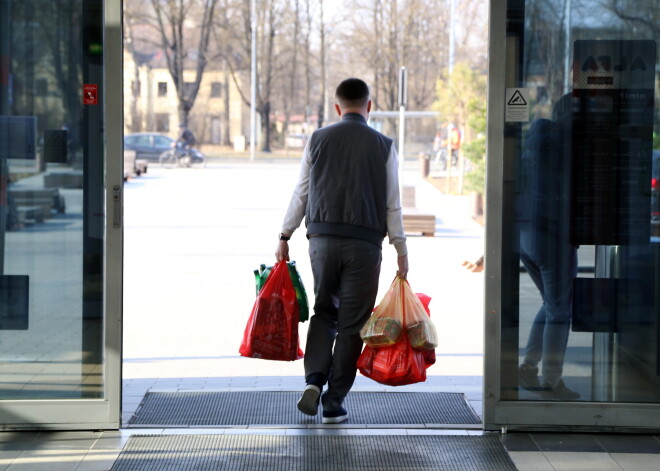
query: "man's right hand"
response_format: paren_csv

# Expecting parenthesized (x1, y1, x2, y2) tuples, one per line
(275, 240, 290, 262)
(397, 254, 409, 279)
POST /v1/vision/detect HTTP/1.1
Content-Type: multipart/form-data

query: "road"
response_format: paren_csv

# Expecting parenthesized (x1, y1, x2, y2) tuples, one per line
(122, 160, 485, 383)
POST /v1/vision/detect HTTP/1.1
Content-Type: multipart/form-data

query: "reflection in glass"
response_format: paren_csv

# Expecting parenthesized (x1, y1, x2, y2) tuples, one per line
(0, 0, 103, 399)
(503, 0, 660, 404)
(518, 96, 580, 401)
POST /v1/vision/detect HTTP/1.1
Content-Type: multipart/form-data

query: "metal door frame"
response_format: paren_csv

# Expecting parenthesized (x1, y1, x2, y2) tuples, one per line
(0, 0, 122, 430)
(483, 0, 660, 432)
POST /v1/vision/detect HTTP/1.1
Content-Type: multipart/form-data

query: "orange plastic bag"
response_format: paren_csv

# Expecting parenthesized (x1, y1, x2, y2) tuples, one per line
(239, 261, 304, 361)
(357, 278, 438, 386)
(360, 277, 438, 351)
(401, 281, 438, 351)
(359, 279, 404, 347)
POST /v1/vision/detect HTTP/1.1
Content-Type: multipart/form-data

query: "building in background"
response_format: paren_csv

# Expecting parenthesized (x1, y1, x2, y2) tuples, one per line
(123, 49, 249, 148)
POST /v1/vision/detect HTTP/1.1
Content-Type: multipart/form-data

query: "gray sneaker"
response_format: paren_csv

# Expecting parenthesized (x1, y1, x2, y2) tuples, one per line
(297, 385, 321, 416)
(541, 379, 580, 401)
(519, 364, 544, 391)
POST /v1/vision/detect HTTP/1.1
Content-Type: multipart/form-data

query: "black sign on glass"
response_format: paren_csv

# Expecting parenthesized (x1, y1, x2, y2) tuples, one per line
(571, 40, 656, 246)
(0, 275, 29, 330)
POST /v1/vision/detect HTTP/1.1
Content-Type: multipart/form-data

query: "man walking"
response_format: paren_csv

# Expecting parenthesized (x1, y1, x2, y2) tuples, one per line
(275, 78, 408, 424)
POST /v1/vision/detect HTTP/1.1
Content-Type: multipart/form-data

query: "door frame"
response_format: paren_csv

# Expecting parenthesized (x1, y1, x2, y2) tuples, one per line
(483, 0, 660, 432)
(0, 0, 122, 431)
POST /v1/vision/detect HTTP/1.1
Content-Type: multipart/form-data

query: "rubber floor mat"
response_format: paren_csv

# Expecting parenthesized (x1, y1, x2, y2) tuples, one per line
(128, 391, 480, 426)
(111, 434, 516, 471)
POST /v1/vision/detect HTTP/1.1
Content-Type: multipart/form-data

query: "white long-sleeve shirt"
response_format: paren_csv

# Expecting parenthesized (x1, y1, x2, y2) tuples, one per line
(281, 140, 408, 256)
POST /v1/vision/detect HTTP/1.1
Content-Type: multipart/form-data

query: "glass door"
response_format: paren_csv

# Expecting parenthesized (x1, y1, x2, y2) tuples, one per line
(0, 0, 122, 429)
(484, 0, 660, 431)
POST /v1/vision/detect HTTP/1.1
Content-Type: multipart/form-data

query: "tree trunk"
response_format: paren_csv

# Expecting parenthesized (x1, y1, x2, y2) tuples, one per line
(317, 0, 326, 129)
(260, 102, 271, 152)
(282, 0, 300, 143)
(223, 64, 231, 146)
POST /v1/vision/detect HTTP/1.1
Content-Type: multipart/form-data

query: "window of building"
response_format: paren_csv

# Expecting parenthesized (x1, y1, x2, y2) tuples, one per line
(132, 80, 141, 97)
(210, 82, 222, 98)
(158, 82, 167, 97)
(210, 116, 221, 144)
(184, 82, 195, 97)
(155, 113, 170, 133)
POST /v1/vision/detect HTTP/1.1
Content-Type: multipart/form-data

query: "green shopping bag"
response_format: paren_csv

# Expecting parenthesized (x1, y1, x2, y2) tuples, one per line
(254, 261, 309, 322)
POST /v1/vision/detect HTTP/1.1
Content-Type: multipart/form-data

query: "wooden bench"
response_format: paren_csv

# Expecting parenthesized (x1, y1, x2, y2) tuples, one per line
(403, 209, 436, 237)
(8, 188, 66, 220)
(17, 206, 45, 224)
(44, 171, 83, 188)
(401, 186, 436, 236)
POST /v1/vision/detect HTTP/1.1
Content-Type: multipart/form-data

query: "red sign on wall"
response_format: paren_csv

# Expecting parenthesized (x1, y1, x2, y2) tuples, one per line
(83, 84, 98, 105)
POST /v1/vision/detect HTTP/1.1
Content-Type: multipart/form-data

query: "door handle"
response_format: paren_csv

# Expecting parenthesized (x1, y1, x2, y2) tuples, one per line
(113, 184, 121, 228)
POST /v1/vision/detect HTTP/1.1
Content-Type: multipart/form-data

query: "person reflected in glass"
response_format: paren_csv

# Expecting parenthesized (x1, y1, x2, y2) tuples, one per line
(518, 94, 580, 400)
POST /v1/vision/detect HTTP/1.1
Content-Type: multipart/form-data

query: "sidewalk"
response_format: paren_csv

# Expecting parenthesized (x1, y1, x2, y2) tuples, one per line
(122, 160, 485, 372)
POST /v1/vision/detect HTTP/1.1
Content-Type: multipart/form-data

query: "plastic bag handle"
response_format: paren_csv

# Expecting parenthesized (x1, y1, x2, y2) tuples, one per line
(386, 275, 409, 326)
(400, 277, 406, 326)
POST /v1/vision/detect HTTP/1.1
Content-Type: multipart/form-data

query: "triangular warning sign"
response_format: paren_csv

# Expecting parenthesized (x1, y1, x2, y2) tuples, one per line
(508, 90, 527, 106)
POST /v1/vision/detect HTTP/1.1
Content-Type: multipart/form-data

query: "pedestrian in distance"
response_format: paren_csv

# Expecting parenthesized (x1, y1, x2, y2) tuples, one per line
(275, 77, 409, 424)
(177, 123, 197, 158)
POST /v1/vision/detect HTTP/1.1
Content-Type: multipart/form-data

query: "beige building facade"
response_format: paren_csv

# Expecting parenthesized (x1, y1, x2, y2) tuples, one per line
(123, 49, 248, 146)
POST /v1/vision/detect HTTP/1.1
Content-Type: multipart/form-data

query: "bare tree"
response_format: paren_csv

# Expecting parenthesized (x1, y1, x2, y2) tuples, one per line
(149, 0, 219, 126)
(335, 0, 451, 112)
(304, 0, 314, 125)
(16, 0, 84, 157)
(124, 12, 144, 132)
(122, 0, 490, 151)
(317, 0, 327, 128)
(523, 0, 569, 105)
(281, 0, 301, 140)
(454, 0, 488, 70)
(605, 0, 660, 40)
(219, 0, 289, 152)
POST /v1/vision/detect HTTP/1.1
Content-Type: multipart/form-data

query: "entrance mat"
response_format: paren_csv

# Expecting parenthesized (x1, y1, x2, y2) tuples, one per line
(128, 391, 481, 426)
(111, 434, 516, 471)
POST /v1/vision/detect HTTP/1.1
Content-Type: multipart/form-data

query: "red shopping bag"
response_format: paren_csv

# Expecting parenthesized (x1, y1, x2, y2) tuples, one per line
(239, 261, 304, 361)
(357, 279, 437, 386)
(357, 336, 427, 386)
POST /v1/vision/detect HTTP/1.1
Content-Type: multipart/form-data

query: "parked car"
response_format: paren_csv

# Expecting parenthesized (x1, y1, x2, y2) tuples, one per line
(124, 132, 205, 164)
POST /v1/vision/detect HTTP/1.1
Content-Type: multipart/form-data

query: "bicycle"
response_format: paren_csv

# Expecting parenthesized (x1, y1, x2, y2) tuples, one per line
(159, 142, 192, 168)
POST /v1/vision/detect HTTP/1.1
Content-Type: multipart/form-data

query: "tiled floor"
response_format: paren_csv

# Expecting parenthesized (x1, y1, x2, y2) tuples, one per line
(502, 432, 660, 470)
(2, 374, 660, 470)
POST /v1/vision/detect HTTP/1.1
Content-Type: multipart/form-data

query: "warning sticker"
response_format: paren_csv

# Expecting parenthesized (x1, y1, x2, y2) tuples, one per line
(505, 88, 529, 122)
(83, 84, 98, 105)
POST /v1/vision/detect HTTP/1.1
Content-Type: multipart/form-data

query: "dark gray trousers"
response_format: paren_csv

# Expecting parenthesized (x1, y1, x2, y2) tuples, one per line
(305, 236, 382, 411)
